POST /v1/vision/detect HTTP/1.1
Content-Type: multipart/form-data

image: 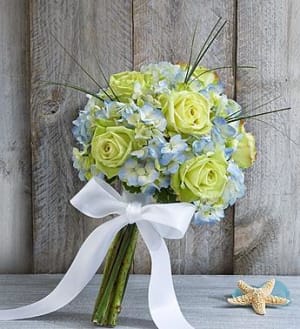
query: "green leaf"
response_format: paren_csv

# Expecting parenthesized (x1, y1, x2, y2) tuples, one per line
(122, 183, 142, 194)
(105, 176, 117, 185)
(154, 188, 177, 203)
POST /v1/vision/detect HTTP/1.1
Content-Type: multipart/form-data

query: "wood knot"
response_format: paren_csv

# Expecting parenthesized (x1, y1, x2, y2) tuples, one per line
(41, 100, 60, 115)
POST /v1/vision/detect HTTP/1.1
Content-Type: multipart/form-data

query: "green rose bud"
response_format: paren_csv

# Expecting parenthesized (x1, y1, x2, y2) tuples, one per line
(171, 150, 228, 202)
(191, 66, 219, 87)
(109, 71, 151, 102)
(91, 125, 135, 178)
(179, 64, 219, 87)
(232, 123, 256, 169)
(160, 91, 212, 136)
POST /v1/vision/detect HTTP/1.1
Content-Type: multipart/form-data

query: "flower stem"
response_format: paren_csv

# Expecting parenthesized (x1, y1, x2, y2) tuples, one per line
(107, 225, 138, 325)
(92, 224, 138, 327)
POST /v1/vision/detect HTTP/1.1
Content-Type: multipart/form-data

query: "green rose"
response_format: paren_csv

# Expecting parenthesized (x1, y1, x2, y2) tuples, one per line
(109, 71, 151, 102)
(91, 125, 135, 178)
(159, 91, 212, 136)
(171, 150, 228, 202)
(232, 124, 256, 169)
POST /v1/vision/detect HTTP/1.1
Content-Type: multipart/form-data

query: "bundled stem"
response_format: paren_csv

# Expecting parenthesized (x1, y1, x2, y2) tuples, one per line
(92, 224, 139, 327)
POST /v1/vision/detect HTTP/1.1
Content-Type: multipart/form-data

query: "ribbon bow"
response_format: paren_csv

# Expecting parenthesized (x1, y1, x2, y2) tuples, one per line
(0, 178, 195, 329)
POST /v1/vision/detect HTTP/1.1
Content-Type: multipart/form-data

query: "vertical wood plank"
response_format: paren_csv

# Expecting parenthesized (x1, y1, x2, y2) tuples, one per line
(234, 0, 300, 274)
(0, 0, 32, 273)
(31, 0, 132, 272)
(133, 0, 236, 274)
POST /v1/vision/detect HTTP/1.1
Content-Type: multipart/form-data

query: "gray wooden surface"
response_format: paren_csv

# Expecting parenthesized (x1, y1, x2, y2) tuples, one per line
(0, 274, 298, 329)
(0, 0, 299, 275)
(31, 0, 133, 273)
(234, 0, 300, 274)
(0, 0, 32, 272)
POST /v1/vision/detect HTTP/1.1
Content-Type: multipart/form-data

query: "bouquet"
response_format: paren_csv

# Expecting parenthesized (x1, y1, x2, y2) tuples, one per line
(71, 47, 257, 327)
(0, 18, 289, 329)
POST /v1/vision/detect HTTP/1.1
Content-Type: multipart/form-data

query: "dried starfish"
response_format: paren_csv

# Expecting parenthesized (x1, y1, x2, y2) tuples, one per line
(227, 278, 289, 315)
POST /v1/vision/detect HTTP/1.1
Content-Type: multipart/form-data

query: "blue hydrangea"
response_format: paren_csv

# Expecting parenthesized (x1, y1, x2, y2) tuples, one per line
(214, 117, 237, 137)
(156, 174, 171, 189)
(139, 104, 167, 131)
(160, 135, 187, 159)
(225, 99, 242, 118)
(190, 80, 224, 95)
(72, 107, 94, 146)
(113, 102, 167, 134)
(118, 102, 140, 125)
(72, 150, 87, 181)
(211, 117, 237, 151)
(72, 148, 102, 182)
(160, 135, 188, 174)
(213, 94, 241, 118)
(131, 136, 165, 160)
(103, 100, 123, 119)
(193, 203, 225, 224)
(132, 135, 188, 175)
(222, 161, 246, 207)
(118, 158, 159, 192)
(141, 62, 185, 92)
(192, 136, 214, 155)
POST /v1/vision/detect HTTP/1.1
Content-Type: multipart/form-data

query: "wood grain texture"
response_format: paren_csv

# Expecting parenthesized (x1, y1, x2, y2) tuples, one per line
(0, 274, 299, 328)
(133, 0, 235, 274)
(30, 0, 132, 273)
(234, 0, 300, 274)
(0, 0, 32, 273)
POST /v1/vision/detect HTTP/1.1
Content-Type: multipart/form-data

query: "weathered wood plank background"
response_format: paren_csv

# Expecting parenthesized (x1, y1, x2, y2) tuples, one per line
(0, 0, 298, 274)
(234, 0, 300, 275)
(0, 0, 32, 273)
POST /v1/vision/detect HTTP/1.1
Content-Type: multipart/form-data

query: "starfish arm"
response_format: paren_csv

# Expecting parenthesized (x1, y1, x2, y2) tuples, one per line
(252, 297, 266, 315)
(261, 278, 275, 297)
(227, 295, 251, 306)
(237, 280, 254, 294)
(265, 295, 289, 305)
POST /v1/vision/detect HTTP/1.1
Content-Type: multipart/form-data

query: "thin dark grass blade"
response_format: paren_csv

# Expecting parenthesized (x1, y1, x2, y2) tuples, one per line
(185, 17, 222, 82)
(252, 117, 298, 146)
(227, 107, 291, 123)
(239, 92, 282, 112)
(192, 20, 227, 70)
(188, 65, 256, 84)
(184, 23, 199, 83)
(90, 27, 120, 101)
(49, 32, 113, 101)
(190, 17, 222, 67)
(185, 17, 222, 83)
(91, 50, 120, 102)
(186, 19, 227, 82)
(226, 95, 282, 120)
(42, 80, 105, 101)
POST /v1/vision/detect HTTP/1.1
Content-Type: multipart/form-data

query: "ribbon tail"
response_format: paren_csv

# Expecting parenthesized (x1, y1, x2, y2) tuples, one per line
(0, 216, 127, 320)
(137, 222, 194, 329)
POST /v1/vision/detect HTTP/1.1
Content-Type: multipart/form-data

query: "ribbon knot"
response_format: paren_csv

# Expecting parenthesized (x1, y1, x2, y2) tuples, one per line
(126, 202, 142, 224)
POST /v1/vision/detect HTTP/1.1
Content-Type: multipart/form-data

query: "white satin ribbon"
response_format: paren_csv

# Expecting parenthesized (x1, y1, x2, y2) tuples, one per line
(0, 178, 195, 329)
